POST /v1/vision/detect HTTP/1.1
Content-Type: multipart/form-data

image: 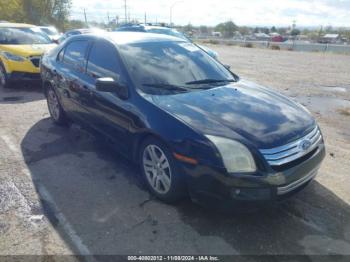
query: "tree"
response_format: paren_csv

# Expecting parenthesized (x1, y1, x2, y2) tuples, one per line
(0, 0, 25, 22)
(199, 25, 208, 34)
(238, 26, 250, 36)
(270, 26, 277, 33)
(0, 0, 72, 30)
(325, 25, 334, 33)
(262, 27, 270, 34)
(277, 27, 287, 35)
(302, 28, 310, 35)
(291, 29, 301, 36)
(64, 19, 85, 30)
(214, 20, 238, 38)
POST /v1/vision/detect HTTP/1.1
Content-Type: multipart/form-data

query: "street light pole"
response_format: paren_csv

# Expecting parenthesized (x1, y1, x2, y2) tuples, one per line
(170, 1, 183, 27)
(124, 0, 127, 24)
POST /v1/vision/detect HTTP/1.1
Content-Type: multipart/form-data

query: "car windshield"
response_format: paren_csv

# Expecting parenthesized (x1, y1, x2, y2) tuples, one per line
(147, 28, 189, 41)
(0, 27, 51, 45)
(119, 41, 235, 95)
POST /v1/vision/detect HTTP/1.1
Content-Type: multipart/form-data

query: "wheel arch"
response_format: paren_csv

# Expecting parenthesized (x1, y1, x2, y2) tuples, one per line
(42, 80, 53, 97)
(0, 58, 9, 72)
(132, 131, 173, 163)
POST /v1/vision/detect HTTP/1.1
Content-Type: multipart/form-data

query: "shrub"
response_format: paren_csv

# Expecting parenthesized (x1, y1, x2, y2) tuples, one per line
(208, 39, 219, 45)
(271, 45, 280, 50)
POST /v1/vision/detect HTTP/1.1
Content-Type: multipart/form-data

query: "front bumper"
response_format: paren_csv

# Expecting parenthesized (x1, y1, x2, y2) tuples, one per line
(184, 143, 326, 210)
(2, 57, 41, 74)
(7, 71, 41, 82)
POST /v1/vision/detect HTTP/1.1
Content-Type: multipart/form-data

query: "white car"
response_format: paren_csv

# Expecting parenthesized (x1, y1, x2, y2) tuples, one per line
(38, 26, 61, 42)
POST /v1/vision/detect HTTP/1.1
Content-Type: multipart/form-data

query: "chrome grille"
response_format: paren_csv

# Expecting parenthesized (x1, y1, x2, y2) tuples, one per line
(259, 126, 322, 166)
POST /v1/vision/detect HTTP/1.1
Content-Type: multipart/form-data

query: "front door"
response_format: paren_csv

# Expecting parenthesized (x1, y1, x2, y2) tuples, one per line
(84, 39, 133, 153)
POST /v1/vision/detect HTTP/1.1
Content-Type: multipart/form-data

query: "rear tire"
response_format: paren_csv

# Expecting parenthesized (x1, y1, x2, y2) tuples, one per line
(46, 86, 69, 126)
(139, 137, 186, 203)
(0, 63, 10, 89)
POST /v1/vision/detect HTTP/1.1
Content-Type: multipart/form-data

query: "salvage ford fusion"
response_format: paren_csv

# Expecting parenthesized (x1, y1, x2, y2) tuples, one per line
(41, 32, 325, 209)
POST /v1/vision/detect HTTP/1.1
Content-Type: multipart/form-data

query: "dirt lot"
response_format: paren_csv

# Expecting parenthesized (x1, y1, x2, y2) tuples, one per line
(0, 45, 350, 257)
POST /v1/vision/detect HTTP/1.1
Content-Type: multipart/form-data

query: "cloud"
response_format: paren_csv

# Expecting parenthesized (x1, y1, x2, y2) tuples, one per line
(71, 0, 350, 27)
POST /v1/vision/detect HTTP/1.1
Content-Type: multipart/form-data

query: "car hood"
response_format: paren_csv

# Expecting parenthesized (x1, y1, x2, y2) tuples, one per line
(146, 80, 315, 149)
(0, 44, 56, 57)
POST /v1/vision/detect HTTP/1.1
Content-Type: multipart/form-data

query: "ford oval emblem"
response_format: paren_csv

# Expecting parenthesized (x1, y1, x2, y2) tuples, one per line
(300, 139, 312, 151)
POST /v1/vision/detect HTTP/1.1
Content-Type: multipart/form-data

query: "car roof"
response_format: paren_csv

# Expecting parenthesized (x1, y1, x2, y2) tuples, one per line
(39, 26, 56, 29)
(116, 25, 174, 31)
(0, 22, 35, 28)
(74, 31, 186, 45)
(66, 28, 89, 33)
(66, 28, 105, 34)
(144, 26, 172, 30)
(115, 25, 145, 32)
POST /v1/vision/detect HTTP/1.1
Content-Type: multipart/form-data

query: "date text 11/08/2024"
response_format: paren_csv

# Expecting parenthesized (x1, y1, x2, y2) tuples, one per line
(127, 255, 220, 261)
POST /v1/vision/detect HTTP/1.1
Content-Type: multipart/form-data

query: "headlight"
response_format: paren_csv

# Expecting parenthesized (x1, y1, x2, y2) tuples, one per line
(1, 51, 26, 62)
(206, 135, 256, 173)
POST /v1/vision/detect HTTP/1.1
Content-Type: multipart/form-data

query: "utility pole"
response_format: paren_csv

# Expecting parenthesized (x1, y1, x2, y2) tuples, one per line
(124, 0, 127, 24)
(116, 15, 119, 26)
(170, 1, 183, 27)
(144, 12, 147, 25)
(83, 8, 88, 26)
(107, 12, 110, 24)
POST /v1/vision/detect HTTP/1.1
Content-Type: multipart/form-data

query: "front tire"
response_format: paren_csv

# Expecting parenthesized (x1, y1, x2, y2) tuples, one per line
(0, 63, 10, 88)
(46, 87, 69, 126)
(140, 138, 186, 203)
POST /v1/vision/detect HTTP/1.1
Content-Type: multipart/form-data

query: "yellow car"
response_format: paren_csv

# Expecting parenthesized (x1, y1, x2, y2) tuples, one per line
(0, 23, 56, 88)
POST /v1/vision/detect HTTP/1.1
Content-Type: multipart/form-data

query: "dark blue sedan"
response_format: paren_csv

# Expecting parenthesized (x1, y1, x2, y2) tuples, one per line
(41, 32, 325, 209)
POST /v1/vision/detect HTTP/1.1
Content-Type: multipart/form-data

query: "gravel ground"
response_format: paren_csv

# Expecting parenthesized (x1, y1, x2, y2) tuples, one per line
(0, 45, 349, 257)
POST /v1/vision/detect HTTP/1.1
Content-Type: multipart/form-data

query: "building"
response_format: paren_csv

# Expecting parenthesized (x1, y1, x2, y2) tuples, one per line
(319, 34, 340, 44)
(211, 31, 222, 37)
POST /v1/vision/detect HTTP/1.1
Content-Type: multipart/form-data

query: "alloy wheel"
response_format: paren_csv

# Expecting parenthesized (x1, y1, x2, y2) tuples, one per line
(47, 89, 60, 121)
(143, 144, 172, 194)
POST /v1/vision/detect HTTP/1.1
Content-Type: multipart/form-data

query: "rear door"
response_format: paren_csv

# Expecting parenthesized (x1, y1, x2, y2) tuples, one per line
(55, 39, 91, 122)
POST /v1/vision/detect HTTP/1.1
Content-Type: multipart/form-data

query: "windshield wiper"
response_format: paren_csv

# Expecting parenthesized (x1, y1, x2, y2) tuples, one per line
(142, 83, 189, 92)
(185, 79, 236, 85)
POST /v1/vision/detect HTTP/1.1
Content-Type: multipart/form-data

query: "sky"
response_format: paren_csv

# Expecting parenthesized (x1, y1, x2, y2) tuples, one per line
(71, 0, 350, 27)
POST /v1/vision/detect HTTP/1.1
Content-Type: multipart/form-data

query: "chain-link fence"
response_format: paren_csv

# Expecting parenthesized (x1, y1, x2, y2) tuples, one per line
(196, 38, 350, 54)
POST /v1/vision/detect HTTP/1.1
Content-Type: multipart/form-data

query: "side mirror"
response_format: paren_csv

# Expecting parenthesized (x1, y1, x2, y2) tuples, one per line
(96, 77, 128, 99)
